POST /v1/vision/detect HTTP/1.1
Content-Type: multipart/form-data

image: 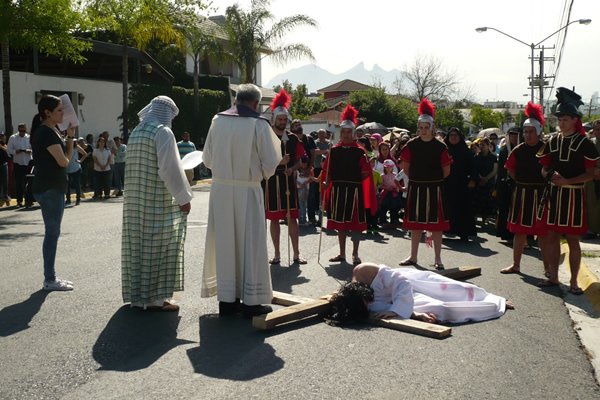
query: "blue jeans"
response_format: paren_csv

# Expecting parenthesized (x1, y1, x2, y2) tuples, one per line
(298, 187, 309, 223)
(66, 170, 81, 201)
(34, 189, 65, 282)
(113, 162, 125, 191)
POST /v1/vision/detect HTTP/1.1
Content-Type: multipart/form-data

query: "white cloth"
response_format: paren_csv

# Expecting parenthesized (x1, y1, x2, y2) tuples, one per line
(93, 148, 112, 171)
(395, 169, 408, 198)
(138, 96, 179, 128)
(368, 266, 506, 323)
(154, 126, 193, 205)
(7, 133, 32, 166)
(201, 113, 281, 305)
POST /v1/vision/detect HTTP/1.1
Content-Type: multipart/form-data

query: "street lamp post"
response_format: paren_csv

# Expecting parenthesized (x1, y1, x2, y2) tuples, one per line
(475, 19, 591, 104)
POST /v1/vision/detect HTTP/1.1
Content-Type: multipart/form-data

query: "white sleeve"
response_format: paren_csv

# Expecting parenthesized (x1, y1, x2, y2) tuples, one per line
(202, 118, 216, 169)
(154, 126, 193, 205)
(7, 136, 15, 157)
(388, 278, 414, 319)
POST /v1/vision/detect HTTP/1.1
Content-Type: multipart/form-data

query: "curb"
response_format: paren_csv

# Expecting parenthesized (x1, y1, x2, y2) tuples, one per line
(561, 243, 600, 313)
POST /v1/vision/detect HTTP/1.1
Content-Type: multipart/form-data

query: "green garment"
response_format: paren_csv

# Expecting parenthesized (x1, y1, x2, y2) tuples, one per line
(121, 121, 186, 303)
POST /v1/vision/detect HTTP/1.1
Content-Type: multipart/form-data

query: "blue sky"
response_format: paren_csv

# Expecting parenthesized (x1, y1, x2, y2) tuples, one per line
(214, 0, 600, 104)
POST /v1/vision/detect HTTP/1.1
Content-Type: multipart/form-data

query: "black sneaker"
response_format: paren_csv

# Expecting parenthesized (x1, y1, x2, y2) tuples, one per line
(219, 299, 240, 316)
(242, 304, 273, 318)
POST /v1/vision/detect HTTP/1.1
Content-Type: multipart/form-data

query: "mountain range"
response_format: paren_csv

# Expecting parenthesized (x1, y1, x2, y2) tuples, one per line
(265, 62, 403, 93)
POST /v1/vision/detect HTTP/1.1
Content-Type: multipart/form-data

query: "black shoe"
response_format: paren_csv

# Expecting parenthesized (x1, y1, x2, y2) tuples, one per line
(75, 199, 80, 206)
(65, 200, 71, 205)
(219, 299, 241, 316)
(242, 304, 273, 318)
(116, 191, 123, 197)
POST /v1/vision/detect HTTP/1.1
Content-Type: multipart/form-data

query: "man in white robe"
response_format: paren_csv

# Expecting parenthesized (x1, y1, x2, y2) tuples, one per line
(202, 84, 281, 317)
(328, 262, 510, 324)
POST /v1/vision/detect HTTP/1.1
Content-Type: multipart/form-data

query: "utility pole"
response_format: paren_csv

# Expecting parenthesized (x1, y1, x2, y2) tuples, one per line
(530, 46, 554, 112)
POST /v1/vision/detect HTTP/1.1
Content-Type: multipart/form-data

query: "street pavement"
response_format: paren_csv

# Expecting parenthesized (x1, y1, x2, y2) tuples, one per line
(1, 183, 599, 400)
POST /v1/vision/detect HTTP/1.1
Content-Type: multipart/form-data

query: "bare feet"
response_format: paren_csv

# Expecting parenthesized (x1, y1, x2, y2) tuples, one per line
(505, 300, 515, 310)
(500, 265, 520, 274)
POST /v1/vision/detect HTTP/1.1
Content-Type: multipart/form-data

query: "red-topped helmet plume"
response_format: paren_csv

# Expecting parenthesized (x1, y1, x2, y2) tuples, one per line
(523, 101, 545, 135)
(271, 89, 292, 118)
(418, 97, 435, 119)
(340, 104, 359, 128)
(525, 102, 545, 127)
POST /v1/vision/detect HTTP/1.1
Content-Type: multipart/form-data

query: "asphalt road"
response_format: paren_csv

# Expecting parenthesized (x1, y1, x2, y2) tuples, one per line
(1, 185, 599, 400)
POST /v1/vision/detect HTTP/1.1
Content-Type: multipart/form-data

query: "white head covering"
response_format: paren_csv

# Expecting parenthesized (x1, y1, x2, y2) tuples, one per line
(137, 96, 179, 128)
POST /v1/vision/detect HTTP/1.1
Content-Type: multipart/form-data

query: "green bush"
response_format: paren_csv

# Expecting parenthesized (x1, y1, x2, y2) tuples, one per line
(127, 84, 231, 146)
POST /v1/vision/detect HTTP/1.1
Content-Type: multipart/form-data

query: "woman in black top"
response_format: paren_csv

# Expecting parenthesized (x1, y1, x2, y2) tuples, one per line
(31, 95, 76, 291)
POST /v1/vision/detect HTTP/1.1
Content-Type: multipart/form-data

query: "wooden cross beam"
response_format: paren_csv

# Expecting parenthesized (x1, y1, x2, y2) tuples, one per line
(252, 266, 481, 339)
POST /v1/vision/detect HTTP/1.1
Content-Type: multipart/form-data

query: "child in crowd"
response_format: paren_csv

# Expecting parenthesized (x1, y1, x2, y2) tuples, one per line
(367, 155, 382, 234)
(296, 155, 314, 226)
(395, 159, 408, 223)
(378, 159, 402, 228)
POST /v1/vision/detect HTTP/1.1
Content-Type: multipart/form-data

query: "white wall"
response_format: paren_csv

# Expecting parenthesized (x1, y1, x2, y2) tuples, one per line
(0, 71, 123, 139)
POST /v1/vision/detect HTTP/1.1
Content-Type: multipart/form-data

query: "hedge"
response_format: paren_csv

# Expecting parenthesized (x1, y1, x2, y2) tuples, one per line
(127, 83, 231, 146)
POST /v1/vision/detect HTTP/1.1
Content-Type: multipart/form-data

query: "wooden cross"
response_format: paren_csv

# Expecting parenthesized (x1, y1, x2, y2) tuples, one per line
(252, 266, 482, 339)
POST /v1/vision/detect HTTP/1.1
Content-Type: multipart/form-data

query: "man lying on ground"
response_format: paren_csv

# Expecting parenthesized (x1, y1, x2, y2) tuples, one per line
(326, 262, 514, 325)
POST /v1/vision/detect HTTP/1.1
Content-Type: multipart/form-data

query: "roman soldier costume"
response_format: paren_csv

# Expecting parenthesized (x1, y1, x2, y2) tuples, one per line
(537, 87, 600, 235)
(400, 98, 453, 231)
(263, 89, 306, 220)
(321, 105, 377, 231)
(505, 102, 547, 235)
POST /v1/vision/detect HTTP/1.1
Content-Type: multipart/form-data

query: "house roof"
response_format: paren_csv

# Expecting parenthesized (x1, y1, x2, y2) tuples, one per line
(200, 17, 228, 41)
(317, 79, 372, 93)
(323, 94, 348, 109)
(308, 110, 342, 124)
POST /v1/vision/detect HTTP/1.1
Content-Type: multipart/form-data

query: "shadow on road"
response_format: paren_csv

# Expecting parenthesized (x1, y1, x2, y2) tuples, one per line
(443, 237, 499, 257)
(323, 261, 353, 282)
(187, 314, 284, 380)
(92, 306, 193, 371)
(0, 290, 49, 337)
(270, 263, 310, 294)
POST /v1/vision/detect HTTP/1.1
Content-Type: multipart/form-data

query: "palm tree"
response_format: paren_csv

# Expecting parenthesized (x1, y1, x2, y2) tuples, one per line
(88, 0, 183, 141)
(224, 0, 317, 84)
(181, 16, 224, 118)
(1, 0, 88, 135)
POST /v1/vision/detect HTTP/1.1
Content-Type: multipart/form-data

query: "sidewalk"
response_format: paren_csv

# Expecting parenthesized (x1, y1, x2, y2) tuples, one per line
(0, 179, 213, 209)
(560, 239, 600, 384)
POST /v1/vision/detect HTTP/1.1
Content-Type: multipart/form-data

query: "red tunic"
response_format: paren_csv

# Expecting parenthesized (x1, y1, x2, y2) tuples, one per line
(537, 133, 600, 235)
(321, 141, 377, 231)
(505, 142, 547, 235)
(264, 133, 306, 220)
(400, 137, 452, 231)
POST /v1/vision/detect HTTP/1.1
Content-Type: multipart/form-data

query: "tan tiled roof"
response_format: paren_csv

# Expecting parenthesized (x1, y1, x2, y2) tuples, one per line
(317, 79, 372, 93)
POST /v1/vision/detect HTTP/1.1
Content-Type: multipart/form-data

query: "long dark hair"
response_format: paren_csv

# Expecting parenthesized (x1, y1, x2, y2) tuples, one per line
(37, 95, 61, 121)
(325, 282, 374, 326)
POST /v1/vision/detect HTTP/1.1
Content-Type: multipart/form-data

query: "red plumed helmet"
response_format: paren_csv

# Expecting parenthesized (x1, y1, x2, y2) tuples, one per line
(340, 104, 359, 125)
(418, 97, 435, 119)
(271, 89, 292, 111)
(525, 102, 545, 126)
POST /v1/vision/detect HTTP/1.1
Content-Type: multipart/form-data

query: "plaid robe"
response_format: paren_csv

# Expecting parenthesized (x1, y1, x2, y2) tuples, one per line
(121, 121, 187, 304)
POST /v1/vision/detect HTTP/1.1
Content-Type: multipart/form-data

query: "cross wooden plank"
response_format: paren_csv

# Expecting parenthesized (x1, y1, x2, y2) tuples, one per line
(253, 266, 481, 337)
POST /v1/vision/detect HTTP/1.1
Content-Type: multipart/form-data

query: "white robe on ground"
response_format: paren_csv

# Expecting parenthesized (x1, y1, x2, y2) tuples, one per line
(368, 266, 506, 323)
(201, 113, 281, 305)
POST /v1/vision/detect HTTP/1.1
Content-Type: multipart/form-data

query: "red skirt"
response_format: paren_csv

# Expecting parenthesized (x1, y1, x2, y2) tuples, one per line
(403, 181, 450, 231)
